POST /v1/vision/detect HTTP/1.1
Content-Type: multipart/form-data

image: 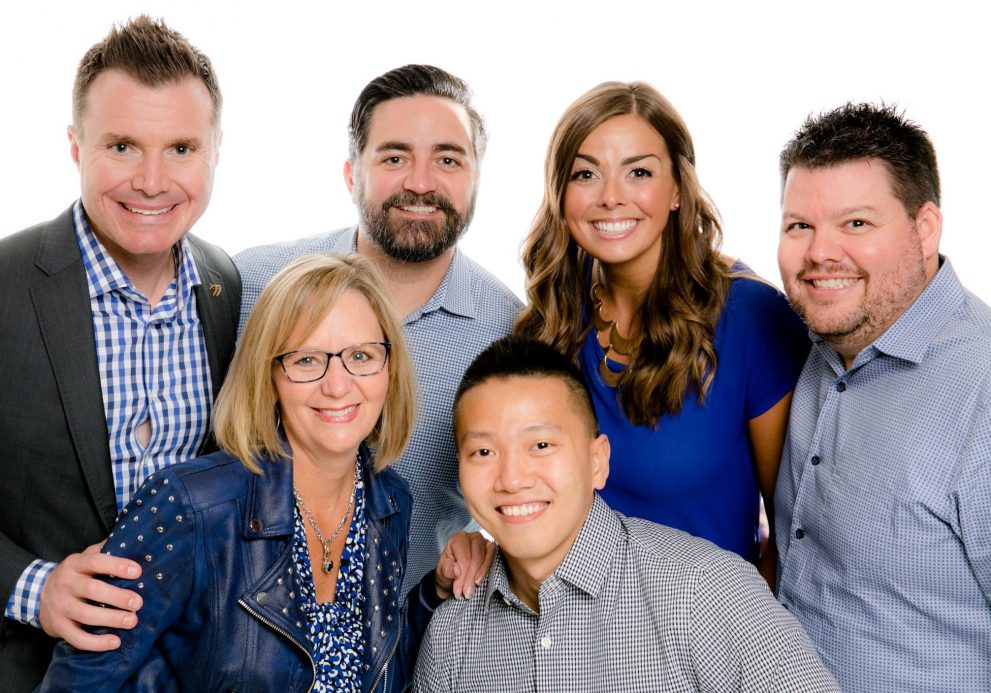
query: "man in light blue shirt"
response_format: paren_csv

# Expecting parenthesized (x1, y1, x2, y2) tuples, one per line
(775, 103, 991, 692)
(235, 65, 521, 595)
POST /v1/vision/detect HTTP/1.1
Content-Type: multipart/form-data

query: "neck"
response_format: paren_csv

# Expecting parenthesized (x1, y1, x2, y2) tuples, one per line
(594, 262, 647, 334)
(504, 561, 546, 613)
(116, 250, 177, 308)
(356, 229, 453, 317)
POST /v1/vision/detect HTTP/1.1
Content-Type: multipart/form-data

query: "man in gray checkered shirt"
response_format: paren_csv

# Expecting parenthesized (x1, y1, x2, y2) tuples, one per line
(413, 336, 838, 692)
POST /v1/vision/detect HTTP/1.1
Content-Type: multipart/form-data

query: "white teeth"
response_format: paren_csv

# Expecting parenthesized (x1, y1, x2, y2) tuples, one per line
(125, 204, 174, 216)
(401, 205, 437, 214)
(593, 220, 636, 234)
(811, 277, 858, 289)
(318, 405, 356, 419)
(499, 502, 546, 517)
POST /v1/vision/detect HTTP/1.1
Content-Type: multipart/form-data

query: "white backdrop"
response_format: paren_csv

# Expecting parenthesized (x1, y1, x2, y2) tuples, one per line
(2, 1, 988, 301)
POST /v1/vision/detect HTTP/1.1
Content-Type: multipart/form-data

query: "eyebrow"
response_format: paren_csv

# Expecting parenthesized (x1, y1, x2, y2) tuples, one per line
(96, 133, 206, 150)
(574, 153, 661, 167)
(373, 141, 468, 156)
(782, 205, 881, 221)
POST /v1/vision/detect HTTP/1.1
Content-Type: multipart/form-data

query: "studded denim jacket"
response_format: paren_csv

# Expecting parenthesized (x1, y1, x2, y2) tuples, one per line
(40, 445, 434, 692)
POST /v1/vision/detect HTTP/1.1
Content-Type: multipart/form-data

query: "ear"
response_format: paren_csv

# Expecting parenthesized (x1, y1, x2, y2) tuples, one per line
(213, 128, 223, 165)
(671, 183, 681, 212)
(589, 433, 610, 490)
(68, 125, 81, 167)
(914, 200, 942, 262)
(344, 159, 356, 197)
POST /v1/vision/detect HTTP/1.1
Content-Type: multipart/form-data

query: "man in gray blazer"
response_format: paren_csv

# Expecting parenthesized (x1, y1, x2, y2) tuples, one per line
(0, 17, 240, 690)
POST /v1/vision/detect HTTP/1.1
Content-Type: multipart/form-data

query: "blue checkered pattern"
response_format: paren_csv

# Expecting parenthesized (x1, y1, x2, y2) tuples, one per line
(235, 228, 521, 596)
(776, 258, 991, 692)
(4, 200, 212, 626)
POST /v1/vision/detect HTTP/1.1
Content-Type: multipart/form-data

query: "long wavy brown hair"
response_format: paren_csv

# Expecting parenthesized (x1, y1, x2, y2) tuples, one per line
(516, 81, 732, 427)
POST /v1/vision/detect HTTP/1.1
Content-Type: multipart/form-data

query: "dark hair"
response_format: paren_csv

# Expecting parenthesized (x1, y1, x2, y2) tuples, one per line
(348, 64, 487, 161)
(516, 81, 731, 427)
(780, 102, 940, 216)
(73, 15, 222, 129)
(454, 336, 598, 436)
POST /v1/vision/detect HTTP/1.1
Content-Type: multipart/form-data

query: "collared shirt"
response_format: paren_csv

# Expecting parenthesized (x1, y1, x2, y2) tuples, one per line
(235, 228, 521, 594)
(776, 258, 991, 693)
(414, 495, 839, 693)
(5, 200, 212, 626)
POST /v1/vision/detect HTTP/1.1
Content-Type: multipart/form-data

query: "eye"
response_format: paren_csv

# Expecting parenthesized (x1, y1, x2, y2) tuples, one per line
(111, 143, 130, 154)
(532, 440, 554, 453)
(569, 168, 595, 182)
(469, 448, 493, 458)
(347, 350, 371, 363)
(630, 167, 653, 178)
(848, 219, 869, 229)
(784, 221, 812, 233)
(174, 145, 191, 156)
(439, 156, 460, 167)
(381, 155, 404, 166)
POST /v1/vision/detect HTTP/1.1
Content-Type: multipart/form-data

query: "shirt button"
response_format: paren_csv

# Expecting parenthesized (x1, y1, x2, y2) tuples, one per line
(540, 635, 553, 649)
(810, 455, 821, 466)
(835, 381, 847, 392)
(795, 528, 805, 539)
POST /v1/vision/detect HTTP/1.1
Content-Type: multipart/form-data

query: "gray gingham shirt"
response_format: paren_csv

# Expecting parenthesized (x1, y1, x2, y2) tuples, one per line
(414, 495, 839, 692)
(776, 258, 991, 693)
(235, 228, 521, 595)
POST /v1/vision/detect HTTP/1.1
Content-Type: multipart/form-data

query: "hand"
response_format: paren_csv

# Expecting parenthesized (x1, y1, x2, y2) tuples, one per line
(38, 540, 143, 651)
(435, 530, 496, 600)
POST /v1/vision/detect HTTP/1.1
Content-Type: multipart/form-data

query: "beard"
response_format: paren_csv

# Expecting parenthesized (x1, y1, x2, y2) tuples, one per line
(357, 188, 475, 263)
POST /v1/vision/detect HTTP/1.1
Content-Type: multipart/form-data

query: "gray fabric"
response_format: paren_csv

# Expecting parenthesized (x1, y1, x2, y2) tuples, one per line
(415, 495, 840, 693)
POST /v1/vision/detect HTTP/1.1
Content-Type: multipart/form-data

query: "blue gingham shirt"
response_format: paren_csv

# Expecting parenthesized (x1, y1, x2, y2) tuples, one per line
(235, 228, 521, 595)
(776, 258, 991, 692)
(415, 494, 839, 692)
(5, 200, 212, 626)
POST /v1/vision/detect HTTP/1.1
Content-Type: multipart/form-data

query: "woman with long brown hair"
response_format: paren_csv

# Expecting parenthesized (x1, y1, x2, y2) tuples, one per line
(517, 82, 808, 579)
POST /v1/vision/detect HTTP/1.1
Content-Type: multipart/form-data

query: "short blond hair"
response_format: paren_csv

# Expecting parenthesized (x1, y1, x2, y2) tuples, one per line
(213, 253, 415, 473)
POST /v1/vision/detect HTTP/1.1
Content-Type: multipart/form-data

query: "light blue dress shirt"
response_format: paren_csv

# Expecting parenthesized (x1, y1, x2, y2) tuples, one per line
(776, 258, 991, 692)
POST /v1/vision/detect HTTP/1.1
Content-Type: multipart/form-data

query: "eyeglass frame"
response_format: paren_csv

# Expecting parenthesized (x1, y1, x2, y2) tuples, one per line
(274, 342, 392, 382)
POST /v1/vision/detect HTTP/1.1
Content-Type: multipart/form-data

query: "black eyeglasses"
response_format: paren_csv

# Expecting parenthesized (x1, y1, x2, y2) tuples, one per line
(275, 342, 391, 382)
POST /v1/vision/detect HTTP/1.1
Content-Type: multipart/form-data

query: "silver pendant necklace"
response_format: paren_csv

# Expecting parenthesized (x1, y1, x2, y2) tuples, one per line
(293, 455, 360, 574)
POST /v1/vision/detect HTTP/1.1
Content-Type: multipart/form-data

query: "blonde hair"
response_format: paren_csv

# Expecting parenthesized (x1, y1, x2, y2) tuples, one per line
(213, 253, 416, 473)
(516, 81, 732, 427)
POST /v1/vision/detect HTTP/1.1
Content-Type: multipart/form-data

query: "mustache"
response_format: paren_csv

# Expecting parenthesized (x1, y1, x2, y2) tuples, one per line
(796, 262, 865, 281)
(382, 191, 456, 216)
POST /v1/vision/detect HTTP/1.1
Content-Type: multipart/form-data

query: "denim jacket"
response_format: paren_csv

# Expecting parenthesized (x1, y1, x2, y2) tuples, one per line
(41, 445, 436, 692)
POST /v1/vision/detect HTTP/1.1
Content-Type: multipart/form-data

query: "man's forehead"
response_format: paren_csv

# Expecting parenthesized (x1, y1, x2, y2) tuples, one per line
(364, 95, 473, 151)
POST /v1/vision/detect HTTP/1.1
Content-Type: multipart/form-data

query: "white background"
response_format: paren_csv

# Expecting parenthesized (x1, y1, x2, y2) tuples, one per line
(1, 1, 988, 301)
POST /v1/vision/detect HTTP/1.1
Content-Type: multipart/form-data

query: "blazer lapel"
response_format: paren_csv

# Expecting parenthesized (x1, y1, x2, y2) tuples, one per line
(187, 236, 238, 402)
(30, 210, 117, 530)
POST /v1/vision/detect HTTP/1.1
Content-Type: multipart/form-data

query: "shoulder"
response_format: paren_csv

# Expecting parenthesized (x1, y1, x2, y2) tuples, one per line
(234, 228, 354, 275)
(151, 450, 254, 511)
(457, 251, 524, 316)
(187, 234, 239, 280)
(370, 464, 412, 507)
(0, 208, 74, 269)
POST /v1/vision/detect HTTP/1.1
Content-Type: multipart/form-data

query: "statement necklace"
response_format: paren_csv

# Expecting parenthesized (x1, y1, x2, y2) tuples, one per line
(293, 456, 360, 574)
(590, 280, 641, 388)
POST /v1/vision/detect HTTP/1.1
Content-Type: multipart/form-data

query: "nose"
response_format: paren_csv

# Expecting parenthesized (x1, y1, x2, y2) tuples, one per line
(132, 154, 171, 196)
(494, 451, 535, 494)
(319, 357, 354, 397)
(404, 158, 436, 195)
(598, 174, 625, 210)
(805, 227, 845, 265)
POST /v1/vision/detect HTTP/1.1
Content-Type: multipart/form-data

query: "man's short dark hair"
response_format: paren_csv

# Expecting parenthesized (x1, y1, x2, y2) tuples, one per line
(73, 15, 222, 129)
(454, 336, 598, 436)
(780, 102, 940, 217)
(348, 64, 487, 161)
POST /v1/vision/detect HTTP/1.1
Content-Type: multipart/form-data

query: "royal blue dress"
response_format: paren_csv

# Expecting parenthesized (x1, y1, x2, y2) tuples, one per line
(580, 273, 809, 561)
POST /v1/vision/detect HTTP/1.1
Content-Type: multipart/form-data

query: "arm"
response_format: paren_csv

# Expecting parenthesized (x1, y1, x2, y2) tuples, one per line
(748, 392, 793, 590)
(39, 470, 197, 690)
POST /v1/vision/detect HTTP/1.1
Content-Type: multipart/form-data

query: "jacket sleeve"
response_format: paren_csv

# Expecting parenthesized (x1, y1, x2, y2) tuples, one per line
(39, 468, 198, 691)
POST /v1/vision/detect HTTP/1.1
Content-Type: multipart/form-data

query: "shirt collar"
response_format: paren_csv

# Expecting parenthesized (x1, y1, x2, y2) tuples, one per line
(812, 256, 964, 369)
(485, 493, 620, 607)
(73, 199, 202, 304)
(347, 227, 476, 321)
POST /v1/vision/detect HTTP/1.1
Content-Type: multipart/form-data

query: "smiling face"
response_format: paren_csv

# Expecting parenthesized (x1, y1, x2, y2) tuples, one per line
(345, 95, 478, 263)
(456, 375, 609, 587)
(563, 114, 680, 284)
(275, 290, 390, 469)
(778, 159, 941, 365)
(69, 69, 219, 276)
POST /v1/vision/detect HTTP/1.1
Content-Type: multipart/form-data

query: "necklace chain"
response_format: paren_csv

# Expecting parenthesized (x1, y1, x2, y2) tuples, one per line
(293, 455, 360, 574)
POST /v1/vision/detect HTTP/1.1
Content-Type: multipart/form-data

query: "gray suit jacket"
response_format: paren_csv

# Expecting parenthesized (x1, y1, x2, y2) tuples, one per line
(0, 206, 241, 691)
